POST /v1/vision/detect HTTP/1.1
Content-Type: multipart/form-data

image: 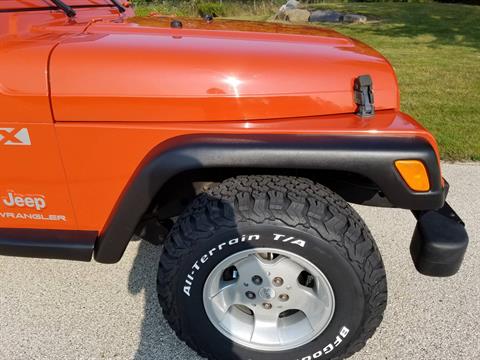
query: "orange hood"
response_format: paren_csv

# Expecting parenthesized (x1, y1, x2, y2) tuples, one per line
(50, 17, 399, 122)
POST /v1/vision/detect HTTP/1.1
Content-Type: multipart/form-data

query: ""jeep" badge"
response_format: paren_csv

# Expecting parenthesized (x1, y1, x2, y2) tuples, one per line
(2, 191, 46, 211)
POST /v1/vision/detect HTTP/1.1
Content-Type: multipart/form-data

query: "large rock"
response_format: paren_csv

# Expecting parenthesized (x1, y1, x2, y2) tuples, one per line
(309, 10, 343, 23)
(284, 9, 310, 23)
(285, 0, 301, 9)
(342, 14, 367, 24)
(277, 6, 287, 21)
(277, 0, 304, 21)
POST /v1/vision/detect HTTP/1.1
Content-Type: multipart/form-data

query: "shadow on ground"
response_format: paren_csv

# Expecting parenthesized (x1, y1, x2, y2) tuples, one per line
(313, 3, 480, 50)
(127, 240, 199, 360)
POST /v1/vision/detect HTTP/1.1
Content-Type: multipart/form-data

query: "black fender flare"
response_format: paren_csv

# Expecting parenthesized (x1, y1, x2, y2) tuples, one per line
(94, 134, 445, 263)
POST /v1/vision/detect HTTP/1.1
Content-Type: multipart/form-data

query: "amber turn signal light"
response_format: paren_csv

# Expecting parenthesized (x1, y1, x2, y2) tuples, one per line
(395, 160, 430, 192)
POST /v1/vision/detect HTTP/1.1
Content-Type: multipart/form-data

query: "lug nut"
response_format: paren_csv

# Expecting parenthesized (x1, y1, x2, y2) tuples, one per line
(279, 294, 289, 302)
(252, 275, 263, 285)
(245, 291, 256, 300)
(273, 277, 284, 287)
(263, 302, 272, 310)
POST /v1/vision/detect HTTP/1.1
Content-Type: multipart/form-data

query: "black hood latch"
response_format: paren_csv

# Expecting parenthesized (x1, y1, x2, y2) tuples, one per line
(354, 75, 375, 118)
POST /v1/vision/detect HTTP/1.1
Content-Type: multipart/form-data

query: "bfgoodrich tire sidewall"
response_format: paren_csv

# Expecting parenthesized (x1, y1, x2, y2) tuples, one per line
(172, 224, 367, 360)
(175, 225, 365, 360)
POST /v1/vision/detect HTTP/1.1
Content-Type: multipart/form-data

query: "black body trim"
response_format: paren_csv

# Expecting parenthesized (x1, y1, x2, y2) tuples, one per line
(95, 134, 445, 263)
(0, 229, 96, 261)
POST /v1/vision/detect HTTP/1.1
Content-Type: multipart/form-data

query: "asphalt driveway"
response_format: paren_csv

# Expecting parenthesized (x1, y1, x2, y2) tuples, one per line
(0, 163, 478, 360)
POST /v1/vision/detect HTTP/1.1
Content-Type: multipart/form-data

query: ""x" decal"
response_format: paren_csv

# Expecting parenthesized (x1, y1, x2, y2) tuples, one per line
(0, 128, 31, 146)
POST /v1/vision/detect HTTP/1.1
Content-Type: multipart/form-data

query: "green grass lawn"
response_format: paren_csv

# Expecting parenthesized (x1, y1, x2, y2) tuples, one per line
(135, 3, 480, 161)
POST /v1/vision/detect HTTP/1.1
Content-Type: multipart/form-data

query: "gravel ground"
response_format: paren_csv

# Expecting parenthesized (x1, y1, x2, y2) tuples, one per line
(0, 163, 478, 360)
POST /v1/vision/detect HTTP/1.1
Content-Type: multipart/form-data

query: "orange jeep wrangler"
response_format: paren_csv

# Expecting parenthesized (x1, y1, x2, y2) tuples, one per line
(0, 1, 469, 359)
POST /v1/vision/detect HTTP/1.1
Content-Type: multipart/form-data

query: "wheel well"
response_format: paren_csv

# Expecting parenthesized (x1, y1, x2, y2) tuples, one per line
(137, 167, 390, 233)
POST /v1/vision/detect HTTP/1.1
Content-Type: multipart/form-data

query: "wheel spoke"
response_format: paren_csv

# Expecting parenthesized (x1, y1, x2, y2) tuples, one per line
(272, 256, 305, 284)
(234, 254, 271, 282)
(250, 308, 281, 345)
(208, 282, 239, 322)
(292, 285, 333, 331)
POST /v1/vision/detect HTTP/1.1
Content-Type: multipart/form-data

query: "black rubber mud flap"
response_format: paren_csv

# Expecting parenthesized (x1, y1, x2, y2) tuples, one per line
(411, 202, 468, 277)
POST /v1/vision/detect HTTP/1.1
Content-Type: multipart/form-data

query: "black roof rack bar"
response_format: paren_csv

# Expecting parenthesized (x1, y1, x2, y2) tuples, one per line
(110, 0, 126, 13)
(48, 0, 76, 17)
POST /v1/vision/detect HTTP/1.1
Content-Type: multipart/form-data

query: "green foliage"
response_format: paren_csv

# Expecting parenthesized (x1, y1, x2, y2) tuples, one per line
(197, 2, 226, 17)
(435, 0, 480, 4)
(133, 1, 283, 17)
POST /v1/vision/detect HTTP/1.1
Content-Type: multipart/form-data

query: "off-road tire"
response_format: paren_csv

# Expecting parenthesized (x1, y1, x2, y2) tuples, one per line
(157, 175, 387, 360)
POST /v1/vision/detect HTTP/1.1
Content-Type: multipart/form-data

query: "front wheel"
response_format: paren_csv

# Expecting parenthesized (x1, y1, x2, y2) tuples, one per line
(157, 176, 387, 360)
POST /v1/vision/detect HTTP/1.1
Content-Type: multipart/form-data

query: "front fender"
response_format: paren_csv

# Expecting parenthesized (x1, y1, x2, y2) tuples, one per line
(94, 134, 445, 263)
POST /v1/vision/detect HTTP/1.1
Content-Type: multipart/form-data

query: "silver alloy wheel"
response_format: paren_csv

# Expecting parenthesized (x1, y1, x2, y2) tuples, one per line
(203, 248, 335, 351)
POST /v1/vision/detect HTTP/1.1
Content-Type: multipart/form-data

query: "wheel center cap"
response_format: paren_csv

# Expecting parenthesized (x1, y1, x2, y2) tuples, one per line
(259, 287, 276, 300)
